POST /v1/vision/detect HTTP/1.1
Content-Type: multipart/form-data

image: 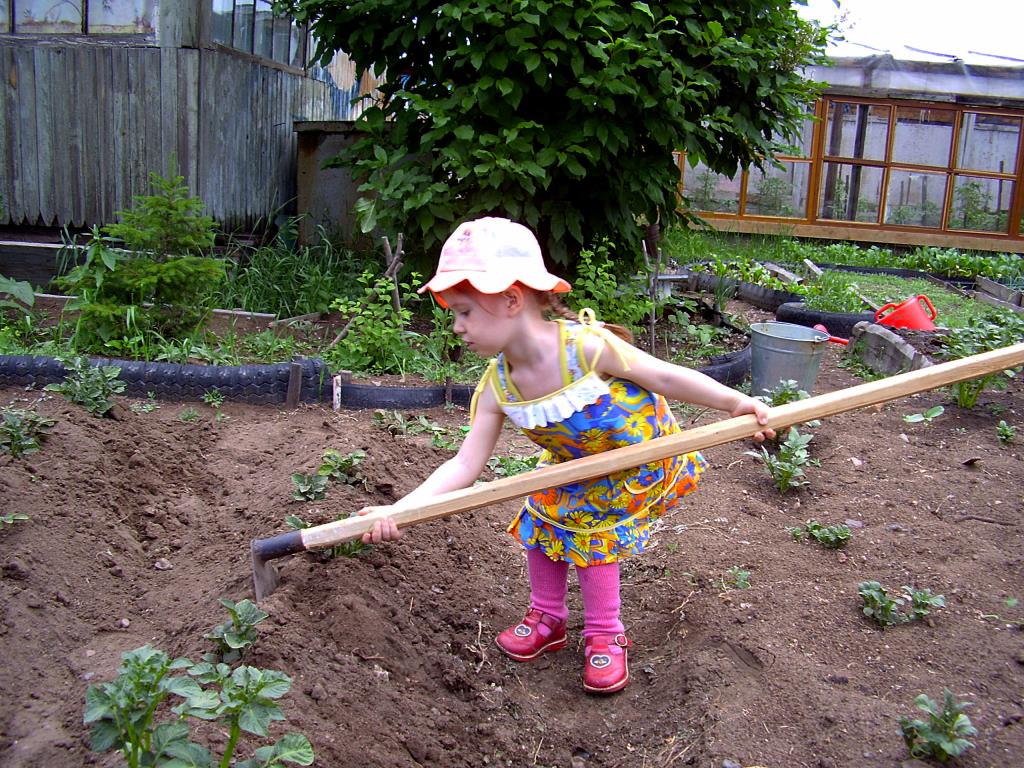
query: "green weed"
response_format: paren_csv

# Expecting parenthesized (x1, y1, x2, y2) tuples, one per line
(903, 405, 944, 425)
(2, 512, 30, 527)
(130, 392, 160, 413)
(201, 388, 225, 409)
(997, 420, 1016, 444)
(178, 407, 200, 423)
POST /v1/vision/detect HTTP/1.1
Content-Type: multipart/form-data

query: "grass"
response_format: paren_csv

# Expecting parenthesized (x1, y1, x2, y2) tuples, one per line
(842, 273, 979, 328)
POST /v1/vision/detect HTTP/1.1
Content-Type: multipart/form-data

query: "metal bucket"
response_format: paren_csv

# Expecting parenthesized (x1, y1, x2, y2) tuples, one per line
(750, 322, 829, 397)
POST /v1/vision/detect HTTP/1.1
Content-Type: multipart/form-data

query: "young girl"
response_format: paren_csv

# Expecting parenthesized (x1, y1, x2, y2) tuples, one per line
(360, 217, 772, 694)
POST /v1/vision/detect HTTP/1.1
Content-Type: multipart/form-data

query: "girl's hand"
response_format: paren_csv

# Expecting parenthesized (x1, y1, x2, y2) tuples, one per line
(357, 505, 402, 544)
(730, 395, 776, 443)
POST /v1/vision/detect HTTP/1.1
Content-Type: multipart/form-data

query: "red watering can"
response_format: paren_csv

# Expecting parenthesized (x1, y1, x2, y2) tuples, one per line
(874, 295, 937, 331)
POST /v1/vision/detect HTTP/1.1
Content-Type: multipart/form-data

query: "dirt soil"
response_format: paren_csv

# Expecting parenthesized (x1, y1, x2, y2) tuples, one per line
(2, 316, 1023, 768)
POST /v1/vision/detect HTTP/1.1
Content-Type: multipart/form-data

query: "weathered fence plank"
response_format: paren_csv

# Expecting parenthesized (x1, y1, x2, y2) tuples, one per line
(1, 37, 365, 231)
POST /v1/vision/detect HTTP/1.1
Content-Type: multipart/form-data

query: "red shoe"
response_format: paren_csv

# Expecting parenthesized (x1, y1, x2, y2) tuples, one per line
(583, 633, 631, 694)
(495, 609, 567, 662)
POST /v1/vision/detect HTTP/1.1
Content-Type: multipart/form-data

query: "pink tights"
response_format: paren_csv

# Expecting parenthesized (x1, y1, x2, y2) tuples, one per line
(526, 548, 625, 639)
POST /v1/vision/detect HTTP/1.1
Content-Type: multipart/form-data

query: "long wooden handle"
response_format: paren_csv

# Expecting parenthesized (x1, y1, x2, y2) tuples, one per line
(297, 342, 1024, 550)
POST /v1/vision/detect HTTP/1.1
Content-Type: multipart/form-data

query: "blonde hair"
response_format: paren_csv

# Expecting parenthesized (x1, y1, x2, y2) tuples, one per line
(540, 292, 634, 344)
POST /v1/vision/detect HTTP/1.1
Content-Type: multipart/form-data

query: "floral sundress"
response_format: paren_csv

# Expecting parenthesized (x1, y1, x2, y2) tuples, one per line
(472, 316, 707, 567)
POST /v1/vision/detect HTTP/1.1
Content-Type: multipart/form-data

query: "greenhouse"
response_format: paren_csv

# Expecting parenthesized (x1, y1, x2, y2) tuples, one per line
(682, 51, 1024, 251)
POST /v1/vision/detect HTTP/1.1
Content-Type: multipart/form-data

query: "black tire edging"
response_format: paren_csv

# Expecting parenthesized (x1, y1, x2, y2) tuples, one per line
(699, 344, 751, 387)
(2, 346, 750, 410)
(0, 354, 333, 405)
(693, 273, 804, 311)
(334, 382, 475, 410)
(775, 302, 876, 338)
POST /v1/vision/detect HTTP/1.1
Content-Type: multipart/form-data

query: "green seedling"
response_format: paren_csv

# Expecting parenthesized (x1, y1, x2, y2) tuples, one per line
(722, 566, 751, 590)
(317, 449, 371, 490)
(790, 520, 852, 549)
(996, 420, 1016, 444)
(286, 513, 365, 559)
(85, 645, 313, 768)
(290, 473, 328, 502)
(858, 581, 945, 628)
(746, 427, 819, 493)
(905, 587, 946, 621)
(202, 388, 225, 409)
(982, 596, 1024, 628)
(903, 405, 945, 424)
(371, 409, 446, 437)
(175, 663, 311, 768)
(487, 454, 541, 477)
(2, 512, 30, 527)
(130, 392, 160, 414)
(1, 407, 55, 458)
(204, 598, 269, 664)
(85, 592, 313, 768)
(178, 406, 200, 422)
(899, 689, 977, 763)
(44, 356, 126, 416)
(83, 645, 197, 768)
(858, 581, 905, 628)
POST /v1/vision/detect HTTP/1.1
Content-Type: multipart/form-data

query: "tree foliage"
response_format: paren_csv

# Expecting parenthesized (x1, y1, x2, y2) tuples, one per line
(286, 0, 828, 268)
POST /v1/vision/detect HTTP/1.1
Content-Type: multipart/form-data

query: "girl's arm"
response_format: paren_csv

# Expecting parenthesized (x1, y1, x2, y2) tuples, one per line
(586, 337, 774, 429)
(359, 384, 506, 542)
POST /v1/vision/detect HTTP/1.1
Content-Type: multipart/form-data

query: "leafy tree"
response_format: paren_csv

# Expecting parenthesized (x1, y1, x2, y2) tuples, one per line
(284, 0, 828, 268)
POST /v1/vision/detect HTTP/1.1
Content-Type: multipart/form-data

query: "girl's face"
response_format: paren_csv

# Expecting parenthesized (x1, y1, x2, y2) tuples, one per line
(440, 287, 513, 357)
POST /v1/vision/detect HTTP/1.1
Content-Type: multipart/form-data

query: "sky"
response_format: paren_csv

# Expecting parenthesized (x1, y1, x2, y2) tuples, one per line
(796, 0, 1024, 63)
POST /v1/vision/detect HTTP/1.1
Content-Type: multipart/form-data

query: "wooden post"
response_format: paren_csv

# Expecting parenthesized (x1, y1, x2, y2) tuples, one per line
(285, 362, 303, 408)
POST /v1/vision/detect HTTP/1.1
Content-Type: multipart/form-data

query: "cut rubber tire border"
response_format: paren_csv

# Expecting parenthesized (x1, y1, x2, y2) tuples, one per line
(775, 302, 875, 338)
(0, 345, 752, 409)
(0, 355, 332, 405)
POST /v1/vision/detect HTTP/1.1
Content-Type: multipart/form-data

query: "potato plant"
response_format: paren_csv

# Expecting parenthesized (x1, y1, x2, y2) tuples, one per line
(44, 357, 126, 416)
(85, 604, 313, 768)
(0, 406, 55, 458)
(317, 448, 371, 490)
(486, 454, 541, 477)
(746, 427, 819, 493)
(291, 473, 328, 502)
(788, 520, 852, 549)
(205, 598, 269, 664)
(899, 689, 977, 763)
(858, 581, 945, 629)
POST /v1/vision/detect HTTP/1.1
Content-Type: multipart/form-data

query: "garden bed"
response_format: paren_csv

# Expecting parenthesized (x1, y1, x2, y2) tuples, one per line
(2, 320, 1022, 767)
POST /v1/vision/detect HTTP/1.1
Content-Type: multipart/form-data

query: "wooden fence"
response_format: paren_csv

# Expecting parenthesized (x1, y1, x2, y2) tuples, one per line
(0, 36, 366, 232)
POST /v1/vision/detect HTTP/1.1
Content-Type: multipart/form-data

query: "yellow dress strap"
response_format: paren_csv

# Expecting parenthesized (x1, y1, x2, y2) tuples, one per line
(576, 307, 636, 371)
(469, 358, 500, 423)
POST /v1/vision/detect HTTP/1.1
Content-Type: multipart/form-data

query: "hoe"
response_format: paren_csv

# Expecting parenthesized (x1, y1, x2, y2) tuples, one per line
(252, 342, 1024, 601)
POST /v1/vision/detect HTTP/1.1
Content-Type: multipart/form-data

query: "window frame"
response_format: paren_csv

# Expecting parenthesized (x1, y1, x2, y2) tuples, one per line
(679, 95, 1024, 244)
